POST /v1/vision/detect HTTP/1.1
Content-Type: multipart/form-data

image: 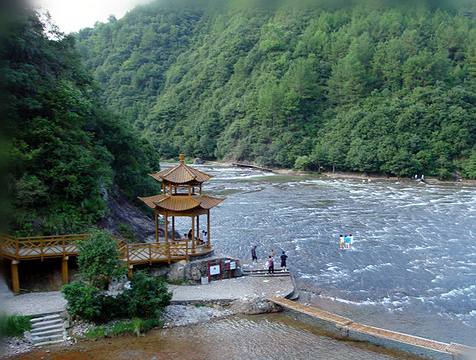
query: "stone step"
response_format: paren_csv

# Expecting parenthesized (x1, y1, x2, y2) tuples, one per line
(32, 333, 64, 345)
(31, 323, 64, 334)
(31, 319, 62, 329)
(31, 327, 64, 338)
(30, 314, 61, 323)
(28, 314, 66, 347)
(34, 339, 65, 347)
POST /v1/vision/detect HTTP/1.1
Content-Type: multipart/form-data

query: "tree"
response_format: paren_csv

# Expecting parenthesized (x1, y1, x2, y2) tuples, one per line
(76, 231, 128, 288)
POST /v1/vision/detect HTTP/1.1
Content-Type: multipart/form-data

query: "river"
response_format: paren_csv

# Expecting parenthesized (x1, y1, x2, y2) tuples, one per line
(177, 164, 476, 353)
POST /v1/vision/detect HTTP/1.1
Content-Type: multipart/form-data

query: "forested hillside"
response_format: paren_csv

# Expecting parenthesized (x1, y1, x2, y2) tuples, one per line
(2, 4, 160, 235)
(76, 0, 476, 179)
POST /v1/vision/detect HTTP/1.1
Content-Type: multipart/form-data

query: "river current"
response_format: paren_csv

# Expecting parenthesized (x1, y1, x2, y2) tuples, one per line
(167, 163, 476, 351)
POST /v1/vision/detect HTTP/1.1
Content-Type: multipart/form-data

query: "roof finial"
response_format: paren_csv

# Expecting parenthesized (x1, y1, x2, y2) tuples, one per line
(179, 154, 184, 164)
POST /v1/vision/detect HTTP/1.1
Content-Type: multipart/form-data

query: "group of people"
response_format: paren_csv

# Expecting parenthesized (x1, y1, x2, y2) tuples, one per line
(339, 234, 354, 249)
(252, 246, 288, 274)
(186, 229, 208, 245)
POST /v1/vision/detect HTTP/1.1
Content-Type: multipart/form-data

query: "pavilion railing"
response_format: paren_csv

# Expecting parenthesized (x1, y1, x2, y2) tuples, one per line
(0, 233, 199, 264)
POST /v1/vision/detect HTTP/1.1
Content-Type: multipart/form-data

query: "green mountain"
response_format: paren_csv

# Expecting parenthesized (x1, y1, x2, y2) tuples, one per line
(76, 0, 476, 179)
(2, 4, 160, 236)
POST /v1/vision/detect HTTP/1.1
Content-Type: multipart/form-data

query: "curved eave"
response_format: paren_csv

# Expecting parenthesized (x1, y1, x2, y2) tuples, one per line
(192, 195, 226, 209)
(137, 194, 168, 209)
(149, 163, 215, 184)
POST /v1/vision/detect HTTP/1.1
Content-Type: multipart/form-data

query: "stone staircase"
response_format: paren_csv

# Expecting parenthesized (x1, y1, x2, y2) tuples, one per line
(243, 268, 291, 277)
(26, 314, 66, 346)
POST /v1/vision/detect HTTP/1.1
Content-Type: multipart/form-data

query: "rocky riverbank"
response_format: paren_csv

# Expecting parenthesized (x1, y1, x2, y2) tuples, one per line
(1, 261, 292, 358)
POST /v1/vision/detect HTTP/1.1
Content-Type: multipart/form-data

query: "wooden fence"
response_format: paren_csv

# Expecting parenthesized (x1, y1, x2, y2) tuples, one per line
(0, 233, 201, 265)
(1, 233, 212, 293)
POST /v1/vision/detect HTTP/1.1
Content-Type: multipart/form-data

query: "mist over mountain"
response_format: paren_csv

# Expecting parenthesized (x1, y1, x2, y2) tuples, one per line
(76, 0, 476, 179)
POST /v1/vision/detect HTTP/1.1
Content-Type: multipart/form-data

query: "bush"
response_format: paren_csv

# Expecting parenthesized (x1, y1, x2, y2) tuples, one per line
(61, 282, 103, 322)
(62, 271, 172, 323)
(0, 313, 33, 338)
(76, 231, 128, 288)
(119, 271, 172, 318)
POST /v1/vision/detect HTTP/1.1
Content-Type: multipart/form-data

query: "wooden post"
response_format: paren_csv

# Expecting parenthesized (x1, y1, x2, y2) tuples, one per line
(207, 210, 211, 247)
(11, 260, 19, 293)
(62, 256, 69, 284)
(197, 216, 200, 240)
(155, 208, 159, 243)
(128, 265, 133, 277)
(164, 211, 168, 244)
(191, 216, 195, 253)
(172, 217, 175, 242)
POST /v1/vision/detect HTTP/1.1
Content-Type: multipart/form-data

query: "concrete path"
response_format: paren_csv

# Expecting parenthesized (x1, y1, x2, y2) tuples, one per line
(1, 274, 294, 316)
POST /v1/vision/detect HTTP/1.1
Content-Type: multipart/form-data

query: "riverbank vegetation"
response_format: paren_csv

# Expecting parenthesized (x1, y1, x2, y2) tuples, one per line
(2, 3, 161, 236)
(62, 232, 171, 323)
(75, 0, 476, 180)
(0, 314, 33, 338)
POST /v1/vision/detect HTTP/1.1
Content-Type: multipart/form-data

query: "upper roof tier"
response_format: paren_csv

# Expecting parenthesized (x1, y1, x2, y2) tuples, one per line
(149, 154, 214, 184)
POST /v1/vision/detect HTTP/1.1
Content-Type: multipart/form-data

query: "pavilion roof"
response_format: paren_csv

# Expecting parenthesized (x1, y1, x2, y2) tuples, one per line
(138, 194, 225, 212)
(149, 158, 214, 184)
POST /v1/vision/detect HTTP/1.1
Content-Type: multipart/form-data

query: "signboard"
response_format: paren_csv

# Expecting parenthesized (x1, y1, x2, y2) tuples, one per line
(209, 265, 220, 276)
(229, 261, 236, 270)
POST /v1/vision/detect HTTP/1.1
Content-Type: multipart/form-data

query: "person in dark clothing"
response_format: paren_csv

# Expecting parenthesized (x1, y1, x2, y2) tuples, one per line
(187, 229, 192, 239)
(251, 246, 258, 263)
(280, 251, 288, 271)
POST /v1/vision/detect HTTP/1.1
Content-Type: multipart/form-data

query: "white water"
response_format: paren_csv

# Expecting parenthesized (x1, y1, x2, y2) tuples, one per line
(161, 163, 476, 350)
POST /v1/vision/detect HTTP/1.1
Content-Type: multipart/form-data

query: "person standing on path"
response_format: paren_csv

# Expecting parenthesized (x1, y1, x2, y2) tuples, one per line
(267, 256, 274, 274)
(280, 251, 288, 271)
(339, 235, 344, 249)
(251, 246, 258, 264)
(350, 234, 354, 249)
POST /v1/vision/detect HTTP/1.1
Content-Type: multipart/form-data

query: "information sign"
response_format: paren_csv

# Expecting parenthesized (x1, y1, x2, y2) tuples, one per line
(209, 265, 220, 276)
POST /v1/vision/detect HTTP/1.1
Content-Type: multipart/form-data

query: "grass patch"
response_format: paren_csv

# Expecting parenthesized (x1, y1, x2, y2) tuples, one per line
(0, 313, 35, 338)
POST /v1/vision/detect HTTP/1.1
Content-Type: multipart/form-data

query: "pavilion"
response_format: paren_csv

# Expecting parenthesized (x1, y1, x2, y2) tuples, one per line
(138, 155, 225, 254)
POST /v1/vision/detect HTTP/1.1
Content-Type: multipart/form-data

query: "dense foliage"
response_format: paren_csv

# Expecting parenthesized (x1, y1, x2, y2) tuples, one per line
(62, 271, 171, 323)
(62, 232, 171, 323)
(76, 231, 128, 288)
(77, 0, 476, 179)
(2, 4, 161, 235)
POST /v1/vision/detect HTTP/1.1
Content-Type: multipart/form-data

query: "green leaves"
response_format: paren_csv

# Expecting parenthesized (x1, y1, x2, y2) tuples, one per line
(72, 0, 476, 179)
(76, 231, 128, 288)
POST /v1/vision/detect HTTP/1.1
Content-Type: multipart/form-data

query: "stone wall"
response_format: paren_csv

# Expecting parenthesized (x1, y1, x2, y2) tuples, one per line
(167, 257, 242, 284)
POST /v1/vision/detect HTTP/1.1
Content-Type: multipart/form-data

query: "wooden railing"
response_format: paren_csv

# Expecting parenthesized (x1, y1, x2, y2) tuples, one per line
(0, 233, 206, 265)
(0, 234, 88, 262)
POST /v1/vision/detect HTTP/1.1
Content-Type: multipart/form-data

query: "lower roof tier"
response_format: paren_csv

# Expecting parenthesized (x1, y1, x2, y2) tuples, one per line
(138, 194, 225, 212)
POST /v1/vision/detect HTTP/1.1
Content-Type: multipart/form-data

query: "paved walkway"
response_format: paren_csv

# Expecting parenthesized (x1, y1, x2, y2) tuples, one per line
(1, 274, 294, 316)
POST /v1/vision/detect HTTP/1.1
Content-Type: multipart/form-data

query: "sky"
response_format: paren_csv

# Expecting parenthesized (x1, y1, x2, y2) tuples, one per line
(33, 0, 153, 34)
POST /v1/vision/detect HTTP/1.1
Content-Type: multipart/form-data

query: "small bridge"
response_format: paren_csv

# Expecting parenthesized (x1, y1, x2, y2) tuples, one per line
(231, 162, 274, 172)
(268, 297, 476, 358)
(0, 233, 213, 293)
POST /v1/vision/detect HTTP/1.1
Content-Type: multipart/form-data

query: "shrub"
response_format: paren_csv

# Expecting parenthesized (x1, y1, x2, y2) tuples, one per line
(61, 282, 103, 322)
(119, 270, 172, 318)
(62, 271, 172, 323)
(76, 231, 128, 288)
